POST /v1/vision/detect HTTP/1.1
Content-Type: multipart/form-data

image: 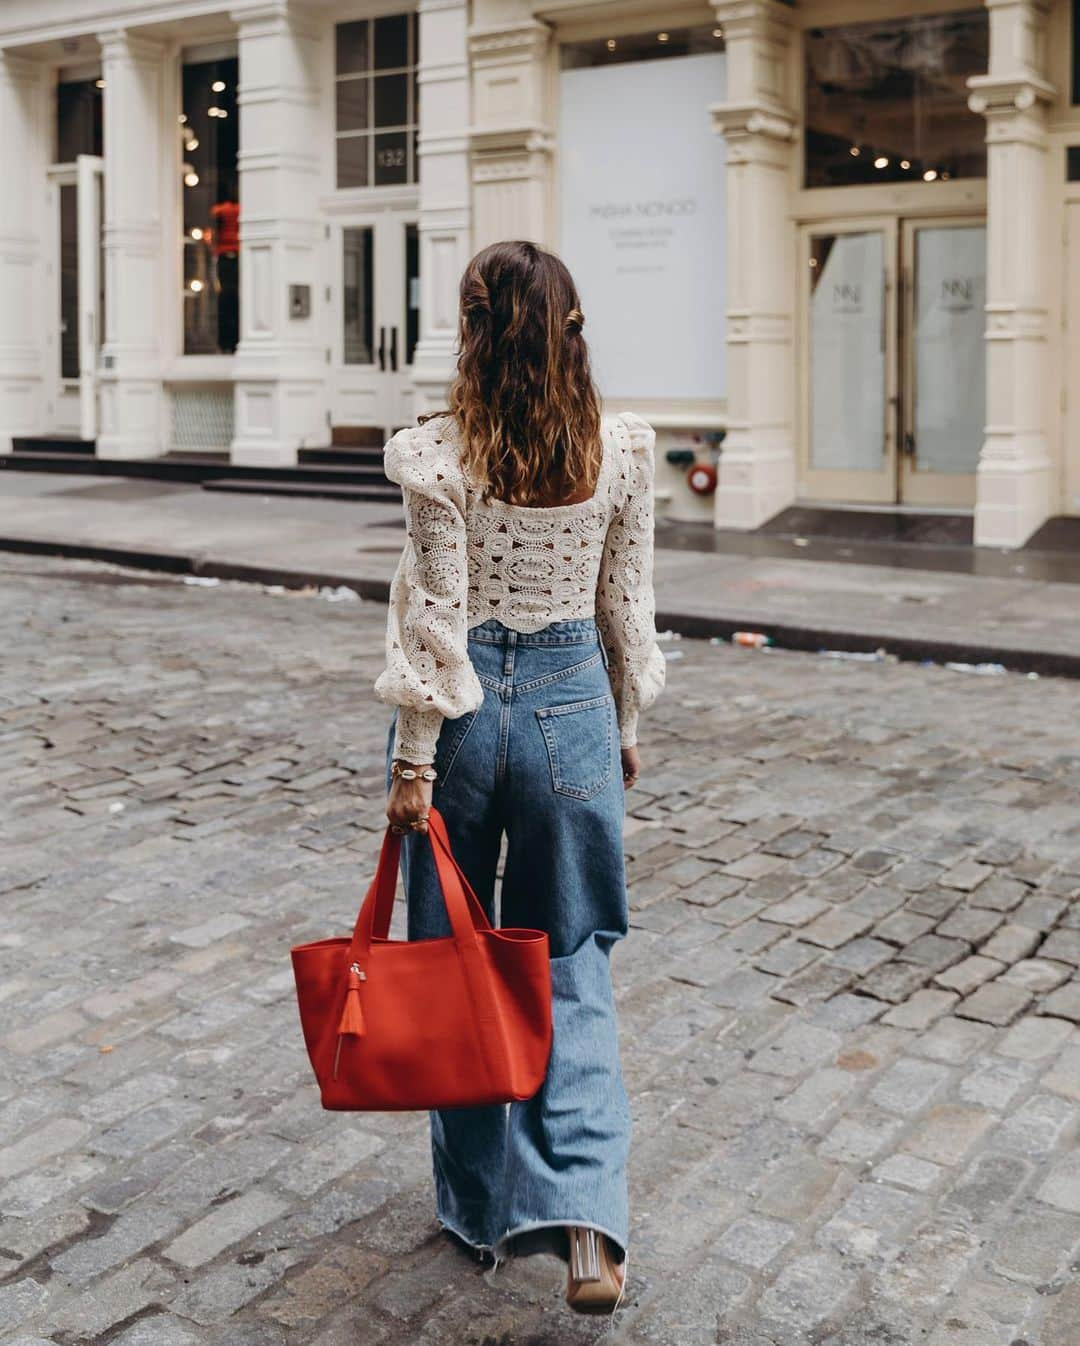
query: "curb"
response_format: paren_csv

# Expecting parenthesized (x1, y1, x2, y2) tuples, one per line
(4, 533, 1079, 681)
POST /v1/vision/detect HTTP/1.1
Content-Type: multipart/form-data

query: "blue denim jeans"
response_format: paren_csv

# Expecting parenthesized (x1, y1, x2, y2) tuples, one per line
(384, 616, 632, 1264)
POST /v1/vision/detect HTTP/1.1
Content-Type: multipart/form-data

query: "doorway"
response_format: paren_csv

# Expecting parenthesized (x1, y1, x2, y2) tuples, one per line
(328, 212, 419, 439)
(47, 154, 104, 441)
(799, 215, 986, 508)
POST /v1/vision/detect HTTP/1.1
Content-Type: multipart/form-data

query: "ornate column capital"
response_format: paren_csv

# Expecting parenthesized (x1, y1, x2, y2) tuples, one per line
(709, 99, 796, 144)
(967, 72, 1055, 117)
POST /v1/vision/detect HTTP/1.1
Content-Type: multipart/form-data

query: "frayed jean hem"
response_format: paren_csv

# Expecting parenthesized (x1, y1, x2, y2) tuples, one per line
(493, 1217, 627, 1266)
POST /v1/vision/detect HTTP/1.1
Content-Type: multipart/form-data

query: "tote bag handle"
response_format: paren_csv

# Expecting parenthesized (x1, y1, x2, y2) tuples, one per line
(346, 807, 491, 961)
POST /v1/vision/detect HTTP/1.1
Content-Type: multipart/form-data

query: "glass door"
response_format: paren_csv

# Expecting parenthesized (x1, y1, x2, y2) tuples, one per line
(330, 213, 419, 438)
(76, 154, 104, 441)
(899, 218, 985, 507)
(800, 219, 899, 504)
(48, 155, 104, 439)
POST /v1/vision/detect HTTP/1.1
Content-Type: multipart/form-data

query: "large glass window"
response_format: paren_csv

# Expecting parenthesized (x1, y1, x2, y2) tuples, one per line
(56, 75, 103, 162)
(335, 13, 419, 188)
(181, 51, 240, 355)
(804, 11, 988, 188)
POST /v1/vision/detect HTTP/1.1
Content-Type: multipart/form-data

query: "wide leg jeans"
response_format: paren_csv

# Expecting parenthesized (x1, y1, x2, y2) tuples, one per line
(384, 616, 632, 1263)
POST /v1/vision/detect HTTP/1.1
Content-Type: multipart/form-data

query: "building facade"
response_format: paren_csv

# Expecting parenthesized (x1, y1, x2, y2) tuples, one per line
(0, 0, 1077, 546)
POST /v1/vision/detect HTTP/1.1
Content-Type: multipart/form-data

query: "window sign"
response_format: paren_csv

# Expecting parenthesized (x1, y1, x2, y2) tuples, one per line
(559, 50, 726, 402)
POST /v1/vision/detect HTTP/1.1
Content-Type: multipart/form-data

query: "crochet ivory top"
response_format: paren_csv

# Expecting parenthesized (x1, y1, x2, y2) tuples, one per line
(374, 409, 667, 764)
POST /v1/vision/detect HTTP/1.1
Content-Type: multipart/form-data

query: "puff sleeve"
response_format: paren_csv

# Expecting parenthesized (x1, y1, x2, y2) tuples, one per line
(595, 411, 667, 749)
(373, 426, 484, 764)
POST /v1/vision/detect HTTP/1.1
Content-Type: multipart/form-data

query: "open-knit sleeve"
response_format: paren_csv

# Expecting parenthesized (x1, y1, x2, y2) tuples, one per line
(373, 426, 484, 763)
(595, 411, 667, 749)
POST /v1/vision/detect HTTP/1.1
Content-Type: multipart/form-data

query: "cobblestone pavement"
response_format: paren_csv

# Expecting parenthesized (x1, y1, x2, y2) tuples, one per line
(2, 552, 1080, 1346)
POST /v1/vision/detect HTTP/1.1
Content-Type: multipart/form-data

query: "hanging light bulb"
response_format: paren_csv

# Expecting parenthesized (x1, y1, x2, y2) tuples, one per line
(191, 227, 204, 240)
(186, 138, 199, 152)
(189, 279, 204, 293)
(212, 79, 226, 92)
(208, 106, 220, 117)
(184, 171, 200, 187)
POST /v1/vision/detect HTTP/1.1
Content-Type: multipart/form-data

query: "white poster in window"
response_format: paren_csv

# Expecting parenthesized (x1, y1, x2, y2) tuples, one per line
(559, 52, 726, 402)
(914, 226, 986, 475)
(810, 232, 886, 473)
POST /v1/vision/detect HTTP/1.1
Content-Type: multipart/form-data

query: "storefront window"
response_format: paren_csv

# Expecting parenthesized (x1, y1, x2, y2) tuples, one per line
(181, 51, 240, 355)
(562, 24, 724, 68)
(56, 75, 103, 162)
(335, 13, 419, 188)
(804, 11, 988, 188)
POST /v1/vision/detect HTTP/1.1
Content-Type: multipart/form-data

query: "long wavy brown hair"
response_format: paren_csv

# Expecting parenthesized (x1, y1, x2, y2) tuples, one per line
(420, 240, 603, 507)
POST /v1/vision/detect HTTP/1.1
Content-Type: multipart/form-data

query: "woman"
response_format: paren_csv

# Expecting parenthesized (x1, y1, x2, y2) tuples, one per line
(373, 239, 665, 1315)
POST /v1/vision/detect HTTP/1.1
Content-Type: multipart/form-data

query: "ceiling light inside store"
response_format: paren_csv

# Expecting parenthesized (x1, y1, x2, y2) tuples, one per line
(186, 138, 199, 151)
(179, 114, 187, 123)
(208, 107, 221, 117)
(849, 145, 860, 157)
(189, 279, 204, 292)
(923, 169, 938, 182)
(95, 79, 105, 89)
(713, 28, 723, 39)
(606, 39, 616, 50)
(184, 171, 199, 186)
(657, 32, 669, 42)
(900, 159, 911, 170)
(191, 227, 204, 240)
(874, 156, 889, 169)
(212, 80, 226, 92)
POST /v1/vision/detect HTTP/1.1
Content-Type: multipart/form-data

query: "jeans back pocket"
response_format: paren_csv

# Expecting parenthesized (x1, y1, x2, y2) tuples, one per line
(535, 695, 614, 800)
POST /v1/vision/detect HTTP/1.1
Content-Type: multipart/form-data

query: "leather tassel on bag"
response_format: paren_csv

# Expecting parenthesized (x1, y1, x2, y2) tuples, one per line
(332, 964, 367, 1079)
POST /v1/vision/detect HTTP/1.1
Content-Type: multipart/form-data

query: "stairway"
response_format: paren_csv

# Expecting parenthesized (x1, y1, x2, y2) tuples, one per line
(1, 438, 400, 504)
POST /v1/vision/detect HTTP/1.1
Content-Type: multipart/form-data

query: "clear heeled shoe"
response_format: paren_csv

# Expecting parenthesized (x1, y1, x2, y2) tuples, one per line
(565, 1226, 628, 1316)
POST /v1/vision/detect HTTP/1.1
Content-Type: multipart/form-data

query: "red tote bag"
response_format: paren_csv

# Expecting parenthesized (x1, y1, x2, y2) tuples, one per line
(290, 806, 553, 1111)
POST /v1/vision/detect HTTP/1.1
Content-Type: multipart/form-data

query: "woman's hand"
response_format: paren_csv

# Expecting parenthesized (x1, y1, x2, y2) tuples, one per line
(621, 746, 641, 789)
(387, 762, 434, 835)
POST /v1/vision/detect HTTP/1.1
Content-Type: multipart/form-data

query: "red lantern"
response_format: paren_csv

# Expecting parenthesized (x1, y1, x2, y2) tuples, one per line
(687, 461, 717, 496)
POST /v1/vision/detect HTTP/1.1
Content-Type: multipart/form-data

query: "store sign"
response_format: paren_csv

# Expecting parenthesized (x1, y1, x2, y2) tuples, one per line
(559, 52, 726, 402)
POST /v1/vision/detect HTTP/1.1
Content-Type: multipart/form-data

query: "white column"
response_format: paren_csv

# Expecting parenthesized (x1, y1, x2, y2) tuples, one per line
(409, 0, 471, 412)
(709, 0, 797, 530)
(97, 31, 168, 459)
(968, 0, 1056, 547)
(0, 52, 49, 452)
(467, 16, 554, 247)
(230, 2, 327, 466)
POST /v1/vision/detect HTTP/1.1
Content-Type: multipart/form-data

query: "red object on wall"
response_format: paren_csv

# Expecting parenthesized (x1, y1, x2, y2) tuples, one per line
(687, 461, 717, 496)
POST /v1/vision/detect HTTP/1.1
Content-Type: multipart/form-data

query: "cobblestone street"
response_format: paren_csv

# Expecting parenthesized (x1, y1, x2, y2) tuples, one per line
(4, 551, 1080, 1346)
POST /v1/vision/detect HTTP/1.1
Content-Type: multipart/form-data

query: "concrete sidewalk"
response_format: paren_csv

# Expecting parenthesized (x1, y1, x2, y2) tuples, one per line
(3, 470, 1080, 676)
